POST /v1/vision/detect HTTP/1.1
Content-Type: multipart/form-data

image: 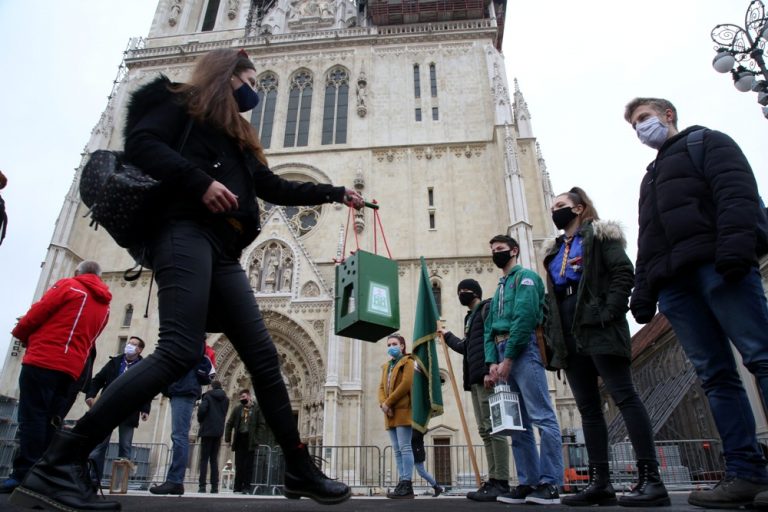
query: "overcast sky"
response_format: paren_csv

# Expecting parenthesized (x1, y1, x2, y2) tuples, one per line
(1, 1, 766, 363)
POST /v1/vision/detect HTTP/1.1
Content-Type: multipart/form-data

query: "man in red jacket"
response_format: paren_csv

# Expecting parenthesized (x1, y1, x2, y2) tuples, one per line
(0, 260, 112, 493)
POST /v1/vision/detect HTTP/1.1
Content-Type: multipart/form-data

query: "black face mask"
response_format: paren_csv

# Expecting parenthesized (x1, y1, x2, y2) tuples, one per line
(458, 292, 475, 306)
(552, 207, 579, 230)
(233, 82, 260, 112)
(240, 399, 249, 405)
(492, 251, 513, 269)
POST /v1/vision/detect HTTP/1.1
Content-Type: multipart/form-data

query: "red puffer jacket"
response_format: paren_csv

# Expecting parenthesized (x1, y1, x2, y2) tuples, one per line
(13, 273, 112, 380)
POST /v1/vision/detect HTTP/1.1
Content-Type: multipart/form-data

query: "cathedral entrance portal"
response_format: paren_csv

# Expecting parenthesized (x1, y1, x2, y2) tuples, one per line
(207, 310, 327, 446)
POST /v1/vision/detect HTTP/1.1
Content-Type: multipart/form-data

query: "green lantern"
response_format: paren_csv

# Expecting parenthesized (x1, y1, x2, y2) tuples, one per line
(334, 250, 400, 342)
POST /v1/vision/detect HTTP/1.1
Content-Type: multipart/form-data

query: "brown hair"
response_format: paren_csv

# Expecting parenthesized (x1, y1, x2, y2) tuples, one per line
(0, 170, 6, 190)
(489, 234, 519, 250)
(557, 187, 600, 223)
(387, 333, 408, 355)
(624, 97, 678, 128)
(170, 49, 267, 165)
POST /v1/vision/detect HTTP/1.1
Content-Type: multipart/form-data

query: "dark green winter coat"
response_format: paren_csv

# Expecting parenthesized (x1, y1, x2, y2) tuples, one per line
(543, 220, 634, 369)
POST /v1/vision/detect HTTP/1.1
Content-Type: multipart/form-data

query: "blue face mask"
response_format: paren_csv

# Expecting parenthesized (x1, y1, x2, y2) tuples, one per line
(233, 81, 260, 112)
(387, 346, 402, 359)
(635, 116, 669, 150)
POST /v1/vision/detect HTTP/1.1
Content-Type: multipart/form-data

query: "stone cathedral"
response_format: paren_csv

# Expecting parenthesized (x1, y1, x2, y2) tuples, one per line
(0, 0, 580, 484)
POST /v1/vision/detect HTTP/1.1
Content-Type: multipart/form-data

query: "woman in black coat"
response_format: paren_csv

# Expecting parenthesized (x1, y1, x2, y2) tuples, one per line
(11, 49, 363, 511)
(544, 187, 668, 508)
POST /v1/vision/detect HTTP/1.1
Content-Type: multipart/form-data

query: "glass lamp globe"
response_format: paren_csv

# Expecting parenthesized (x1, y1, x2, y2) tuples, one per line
(713, 51, 736, 73)
(734, 72, 756, 92)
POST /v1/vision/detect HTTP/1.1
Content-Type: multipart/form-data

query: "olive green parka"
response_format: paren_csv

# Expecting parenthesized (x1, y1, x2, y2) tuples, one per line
(543, 220, 634, 369)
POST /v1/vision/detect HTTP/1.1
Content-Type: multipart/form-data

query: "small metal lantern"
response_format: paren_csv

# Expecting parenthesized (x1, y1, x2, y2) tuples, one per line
(109, 458, 133, 494)
(489, 384, 525, 435)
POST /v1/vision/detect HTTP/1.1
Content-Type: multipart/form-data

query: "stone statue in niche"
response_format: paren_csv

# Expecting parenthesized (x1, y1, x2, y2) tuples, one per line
(249, 265, 260, 290)
(356, 71, 367, 117)
(168, 0, 183, 26)
(280, 266, 292, 292)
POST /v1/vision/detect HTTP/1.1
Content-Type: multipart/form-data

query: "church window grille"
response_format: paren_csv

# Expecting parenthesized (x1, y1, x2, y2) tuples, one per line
(413, 64, 421, 99)
(284, 71, 313, 147)
(202, 0, 221, 31)
(415, 108, 422, 122)
(122, 304, 133, 327)
(428, 187, 434, 207)
(321, 67, 349, 145)
(250, 73, 278, 148)
(429, 211, 436, 229)
(432, 107, 439, 121)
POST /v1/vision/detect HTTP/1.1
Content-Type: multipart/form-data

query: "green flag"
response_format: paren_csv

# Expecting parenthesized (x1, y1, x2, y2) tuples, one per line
(411, 257, 444, 433)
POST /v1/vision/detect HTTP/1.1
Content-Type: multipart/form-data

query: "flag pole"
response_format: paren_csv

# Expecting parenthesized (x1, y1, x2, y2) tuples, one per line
(437, 320, 481, 488)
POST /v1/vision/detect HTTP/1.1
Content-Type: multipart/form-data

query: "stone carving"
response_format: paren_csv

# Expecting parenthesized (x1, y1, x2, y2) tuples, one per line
(356, 71, 367, 118)
(168, 0, 183, 26)
(227, 0, 239, 19)
(248, 240, 295, 294)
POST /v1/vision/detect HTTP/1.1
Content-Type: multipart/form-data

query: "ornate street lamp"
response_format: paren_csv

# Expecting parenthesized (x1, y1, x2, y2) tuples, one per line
(711, 0, 768, 118)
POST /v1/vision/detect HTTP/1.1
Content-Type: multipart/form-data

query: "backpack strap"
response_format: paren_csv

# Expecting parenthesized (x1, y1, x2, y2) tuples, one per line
(686, 128, 707, 174)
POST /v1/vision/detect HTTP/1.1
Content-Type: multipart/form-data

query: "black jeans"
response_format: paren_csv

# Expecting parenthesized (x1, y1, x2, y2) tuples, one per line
(559, 295, 657, 465)
(198, 436, 222, 486)
(233, 433, 254, 492)
(73, 221, 301, 454)
(12, 365, 75, 480)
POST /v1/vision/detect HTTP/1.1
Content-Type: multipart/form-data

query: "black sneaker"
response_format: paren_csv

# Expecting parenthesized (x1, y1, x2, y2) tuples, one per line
(498, 484, 536, 504)
(433, 485, 443, 497)
(468, 480, 504, 502)
(525, 483, 561, 505)
(149, 481, 185, 495)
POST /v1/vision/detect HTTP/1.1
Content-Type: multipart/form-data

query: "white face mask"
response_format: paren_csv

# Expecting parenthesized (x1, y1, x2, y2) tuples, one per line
(124, 344, 138, 357)
(635, 116, 669, 149)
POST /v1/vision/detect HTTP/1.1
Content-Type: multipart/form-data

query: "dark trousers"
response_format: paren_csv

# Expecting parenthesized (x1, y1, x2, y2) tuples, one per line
(11, 365, 75, 481)
(198, 436, 222, 486)
(233, 432, 254, 492)
(559, 294, 657, 465)
(72, 221, 301, 456)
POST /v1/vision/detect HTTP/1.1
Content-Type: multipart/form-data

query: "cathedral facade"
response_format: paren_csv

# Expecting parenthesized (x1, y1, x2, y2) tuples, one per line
(0, 0, 579, 480)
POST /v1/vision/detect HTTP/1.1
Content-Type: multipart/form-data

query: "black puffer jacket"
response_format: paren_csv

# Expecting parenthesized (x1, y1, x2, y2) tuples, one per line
(197, 387, 230, 438)
(631, 125, 762, 322)
(443, 299, 490, 391)
(123, 75, 346, 253)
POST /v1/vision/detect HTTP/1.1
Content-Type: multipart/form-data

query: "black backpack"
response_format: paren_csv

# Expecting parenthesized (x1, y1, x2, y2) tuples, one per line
(687, 128, 768, 256)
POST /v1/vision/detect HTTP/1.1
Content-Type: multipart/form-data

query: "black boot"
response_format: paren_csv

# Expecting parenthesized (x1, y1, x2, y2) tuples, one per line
(387, 480, 415, 499)
(210, 483, 218, 494)
(149, 481, 184, 495)
(432, 484, 443, 497)
(562, 463, 617, 506)
(283, 444, 351, 504)
(618, 460, 670, 507)
(9, 429, 121, 511)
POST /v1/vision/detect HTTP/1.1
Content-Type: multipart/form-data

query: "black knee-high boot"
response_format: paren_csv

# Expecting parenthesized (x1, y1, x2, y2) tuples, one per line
(9, 429, 120, 511)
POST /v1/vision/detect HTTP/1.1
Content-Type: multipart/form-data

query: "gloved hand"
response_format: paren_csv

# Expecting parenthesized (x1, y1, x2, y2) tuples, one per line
(715, 259, 752, 284)
(630, 289, 656, 324)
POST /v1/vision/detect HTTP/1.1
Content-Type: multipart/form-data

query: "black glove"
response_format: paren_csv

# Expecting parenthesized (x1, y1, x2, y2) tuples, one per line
(630, 289, 656, 324)
(716, 259, 752, 284)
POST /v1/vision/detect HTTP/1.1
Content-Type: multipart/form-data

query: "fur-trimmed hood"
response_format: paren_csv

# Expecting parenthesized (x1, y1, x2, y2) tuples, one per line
(543, 219, 626, 256)
(124, 75, 177, 138)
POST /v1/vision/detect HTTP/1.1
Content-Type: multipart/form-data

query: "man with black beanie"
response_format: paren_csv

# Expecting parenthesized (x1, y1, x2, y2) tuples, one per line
(439, 278, 510, 501)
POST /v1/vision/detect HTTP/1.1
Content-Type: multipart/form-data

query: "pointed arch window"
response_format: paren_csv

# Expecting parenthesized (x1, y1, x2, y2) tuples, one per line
(413, 64, 421, 98)
(429, 63, 437, 97)
(202, 0, 221, 31)
(250, 73, 278, 148)
(321, 67, 349, 145)
(284, 71, 313, 147)
(122, 304, 134, 327)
